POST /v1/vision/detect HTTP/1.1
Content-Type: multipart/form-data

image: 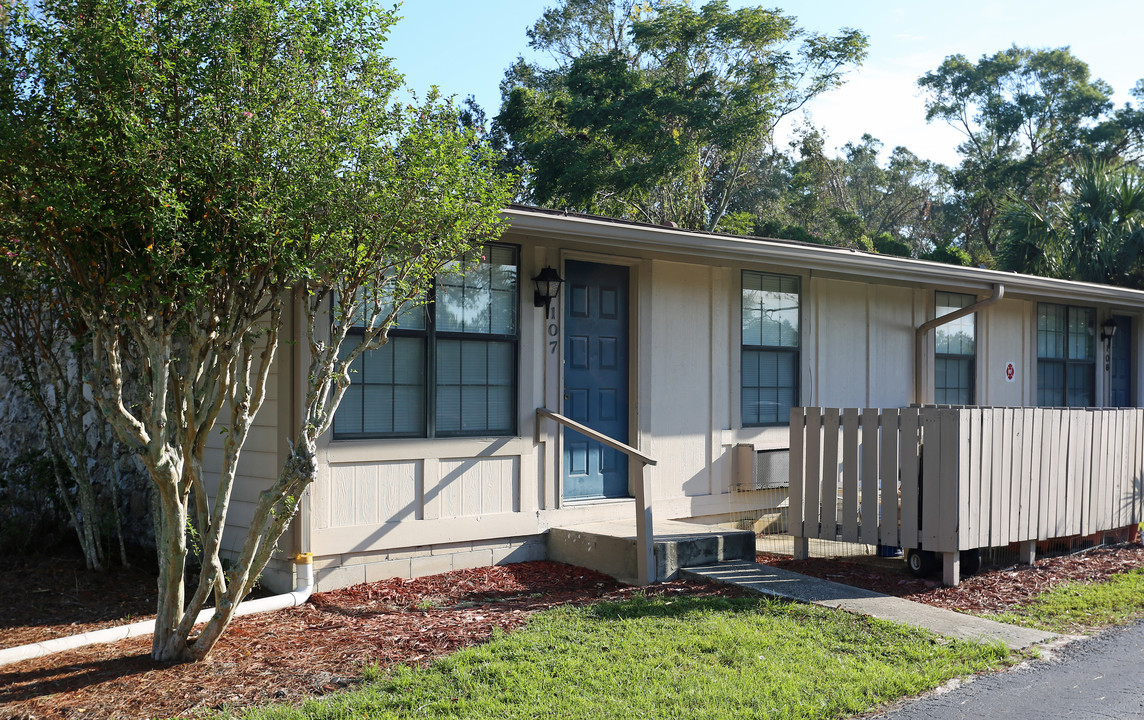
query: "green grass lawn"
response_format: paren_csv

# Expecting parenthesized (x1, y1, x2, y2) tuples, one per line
(237, 593, 1009, 720)
(986, 567, 1144, 634)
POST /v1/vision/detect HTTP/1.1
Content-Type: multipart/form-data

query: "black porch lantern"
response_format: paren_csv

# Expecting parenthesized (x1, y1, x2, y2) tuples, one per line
(1101, 317, 1118, 342)
(532, 266, 564, 314)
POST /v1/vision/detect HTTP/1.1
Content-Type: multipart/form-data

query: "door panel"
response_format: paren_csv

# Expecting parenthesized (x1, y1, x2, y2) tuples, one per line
(1110, 315, 1133, 407)
(563, 260, 630, 500)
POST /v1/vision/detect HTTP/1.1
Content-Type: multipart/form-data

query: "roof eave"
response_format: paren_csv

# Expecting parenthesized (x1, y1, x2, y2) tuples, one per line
(502, 206, 1144, 307)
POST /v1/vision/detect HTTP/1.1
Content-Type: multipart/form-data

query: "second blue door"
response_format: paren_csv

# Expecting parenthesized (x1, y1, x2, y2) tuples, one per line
(563, 260, 629, 500)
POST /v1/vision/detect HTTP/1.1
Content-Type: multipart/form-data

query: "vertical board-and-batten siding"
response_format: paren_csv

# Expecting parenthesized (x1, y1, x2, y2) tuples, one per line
(648, 260, 716, 500)
(810, 278, 915, 410)
(790, 407, 1144, 555)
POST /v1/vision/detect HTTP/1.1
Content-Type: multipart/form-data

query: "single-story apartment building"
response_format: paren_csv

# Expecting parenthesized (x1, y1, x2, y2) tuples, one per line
(212, 205, 1144, 592)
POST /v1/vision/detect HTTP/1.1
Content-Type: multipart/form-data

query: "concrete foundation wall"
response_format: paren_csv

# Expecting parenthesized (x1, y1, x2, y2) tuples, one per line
(310, 534, 548, 591)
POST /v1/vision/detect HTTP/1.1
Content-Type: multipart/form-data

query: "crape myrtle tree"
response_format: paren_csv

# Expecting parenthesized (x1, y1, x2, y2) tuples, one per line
(0, 0, 513, 661)
(494, 0, 867, 231)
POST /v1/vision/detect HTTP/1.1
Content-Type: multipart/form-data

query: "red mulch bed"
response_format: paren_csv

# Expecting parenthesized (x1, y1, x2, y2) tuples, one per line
(757, 542, 1144, 614)
(0, 555, 737, 720)
(3, 542, 1144, 719)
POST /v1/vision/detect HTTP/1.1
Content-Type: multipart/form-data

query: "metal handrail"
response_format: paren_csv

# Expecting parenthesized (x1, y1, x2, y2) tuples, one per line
(536, 408, 657, 466)
(537, 406, 657, 585)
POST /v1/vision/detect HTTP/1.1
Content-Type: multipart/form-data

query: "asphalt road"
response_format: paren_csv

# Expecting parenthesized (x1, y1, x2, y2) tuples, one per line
(868, 619, 1144, 719)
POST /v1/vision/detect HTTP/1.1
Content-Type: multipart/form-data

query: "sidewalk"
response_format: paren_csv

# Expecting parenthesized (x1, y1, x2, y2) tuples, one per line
(682, 560, 1058, 651)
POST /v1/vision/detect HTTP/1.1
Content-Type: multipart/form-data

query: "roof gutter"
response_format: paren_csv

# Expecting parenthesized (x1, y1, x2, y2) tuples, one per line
(914, 284, 1005, 404)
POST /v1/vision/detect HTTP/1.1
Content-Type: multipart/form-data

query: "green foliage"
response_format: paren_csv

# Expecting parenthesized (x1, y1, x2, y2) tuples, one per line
(745, 128, 947, 252)
(918, 46, 1142, 258)
(713, 210, 755, 236)
(754, 219, 828, 245)
(920, 243, 973, 267)
(1, 0, 512, 661)
(238, 594, 1009, 720)
(873, 232, 912, 257)
(495, 0, 867, 231)
(997, 162, 1144, 287)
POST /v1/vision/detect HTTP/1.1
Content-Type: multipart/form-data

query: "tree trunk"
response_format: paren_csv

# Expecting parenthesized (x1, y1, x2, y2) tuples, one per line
(151, 482, 190, 662)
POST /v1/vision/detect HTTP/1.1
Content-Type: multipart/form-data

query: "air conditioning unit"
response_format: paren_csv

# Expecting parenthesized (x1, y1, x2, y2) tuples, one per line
(733, 444, 790, 491)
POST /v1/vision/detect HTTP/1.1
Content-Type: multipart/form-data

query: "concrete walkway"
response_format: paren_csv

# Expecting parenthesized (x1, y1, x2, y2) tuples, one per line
(682, 560, 1058, 651)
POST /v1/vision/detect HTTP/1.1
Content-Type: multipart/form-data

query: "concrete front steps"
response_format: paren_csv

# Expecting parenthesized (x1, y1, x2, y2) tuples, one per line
(547, 518, 755, 585)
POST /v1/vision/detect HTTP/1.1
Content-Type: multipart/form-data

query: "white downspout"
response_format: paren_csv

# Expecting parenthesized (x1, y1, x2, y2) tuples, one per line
(0, 552, 314, 668)
(914, 284, 1005, 404)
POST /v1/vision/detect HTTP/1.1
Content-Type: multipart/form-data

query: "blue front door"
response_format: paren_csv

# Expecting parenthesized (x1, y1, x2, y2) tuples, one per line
(1110, 315, 1133, 407)
(563, 260, 629, 500)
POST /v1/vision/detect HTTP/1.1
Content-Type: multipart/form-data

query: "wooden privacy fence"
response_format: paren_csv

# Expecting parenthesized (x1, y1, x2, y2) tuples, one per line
(789, 406, 1144, 561)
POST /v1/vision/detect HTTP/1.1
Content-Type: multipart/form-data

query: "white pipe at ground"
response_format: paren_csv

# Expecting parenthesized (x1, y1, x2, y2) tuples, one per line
(0, 553, 313, 667)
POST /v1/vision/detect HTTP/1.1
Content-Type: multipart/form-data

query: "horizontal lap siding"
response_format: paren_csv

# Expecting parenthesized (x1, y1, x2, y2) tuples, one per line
(203, 339, 280, 556)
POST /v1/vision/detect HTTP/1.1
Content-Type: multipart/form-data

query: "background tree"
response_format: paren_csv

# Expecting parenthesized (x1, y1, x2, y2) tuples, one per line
(0, 266, 133, 570)
(495, 0, 867, 230)
(746, 127, 957, 258)
(918, 46, 1142, 262)
(998, 162, 1144, 287)
(1, 0, 512, 661)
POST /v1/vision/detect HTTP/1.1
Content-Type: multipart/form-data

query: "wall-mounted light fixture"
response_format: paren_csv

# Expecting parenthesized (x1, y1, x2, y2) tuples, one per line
(1101, 317, 1118, 371)
(532, 266, 564, 314)
(1101, 317, 1118, 342)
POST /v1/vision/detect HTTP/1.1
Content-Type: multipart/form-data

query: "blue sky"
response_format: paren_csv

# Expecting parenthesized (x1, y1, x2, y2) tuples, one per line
(383, 1, 1144, 166)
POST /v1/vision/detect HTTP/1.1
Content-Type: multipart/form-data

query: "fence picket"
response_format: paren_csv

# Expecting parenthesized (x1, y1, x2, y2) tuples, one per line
(841, 408, 860, 543)
(1028, 409, 1045, 542)
(957, 409, 973, 551)
(880, 409, 901, 548)
(921, 408, 941, 549)
(860, 408, 880, 546)
(1017, 409, 1034, 542)
(805, 407, 822, 540)
(898, 408, 920, 549)
(981, 409, 997, 547)
(964, 410, 979, 548)
(1052, 411, 1068, 538)
(937, 409, 958, 553)
(999, 408, 1015, 546)
(789, 407, 805, 538)
(787, 406, 1141, 564)
(821, 408, 841, 540)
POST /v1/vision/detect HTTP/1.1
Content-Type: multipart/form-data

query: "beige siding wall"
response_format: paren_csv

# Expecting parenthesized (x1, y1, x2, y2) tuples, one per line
(202, 337, 291, 591)
(647, 260, 718, 500)
(298, 228, 1144, 591)
(979, 297, 1033, 406)
(807, 277, 917, 410)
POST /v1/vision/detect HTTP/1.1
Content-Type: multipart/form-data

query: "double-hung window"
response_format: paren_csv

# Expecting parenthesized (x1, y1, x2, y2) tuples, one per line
(334, 244, 519, 439)
(1037, 303, 1095, 407)
(741, 271, 800, 426)
(934, 291, 976, 405)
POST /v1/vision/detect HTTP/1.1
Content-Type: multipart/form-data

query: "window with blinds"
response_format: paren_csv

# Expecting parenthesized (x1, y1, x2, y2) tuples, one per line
(934, 291, 976, 405)
(334, 244, 519, 439)
(741, 270, 800, 426)
(1037, 303, 1095, 407)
